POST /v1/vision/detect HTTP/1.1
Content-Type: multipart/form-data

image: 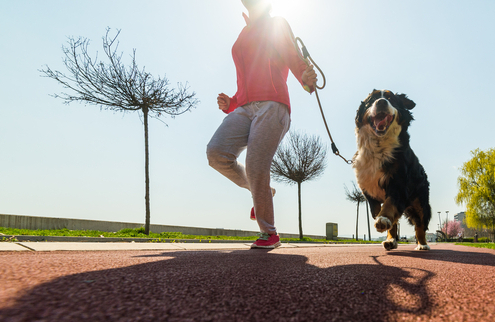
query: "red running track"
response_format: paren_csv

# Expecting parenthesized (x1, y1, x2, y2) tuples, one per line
(1, 244, 494, 321)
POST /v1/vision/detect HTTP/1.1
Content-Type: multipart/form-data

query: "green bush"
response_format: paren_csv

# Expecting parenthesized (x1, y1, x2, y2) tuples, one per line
(478, 237, 492, 243)
(115, 227, 149, 237)
(457, 243, 495, 250)
(158, 231, 187, 239)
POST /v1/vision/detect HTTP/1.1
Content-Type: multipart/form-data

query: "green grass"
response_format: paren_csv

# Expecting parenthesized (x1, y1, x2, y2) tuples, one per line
(455, 242, 495, 250)
(0, 226, 256, 241)
(0, 226, 381, 243)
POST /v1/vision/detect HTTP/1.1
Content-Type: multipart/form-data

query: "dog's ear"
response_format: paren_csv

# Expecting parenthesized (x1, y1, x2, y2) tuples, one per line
(355, 101, 367, 125)
(356, 91, 374, 125)
(396, 93, 416, 110)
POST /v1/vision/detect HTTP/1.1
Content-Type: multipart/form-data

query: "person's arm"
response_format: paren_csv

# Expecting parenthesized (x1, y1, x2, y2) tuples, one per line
(217, 93, 238, 114)
(302, 64, 317, 92)
(272, 17, 317, 92)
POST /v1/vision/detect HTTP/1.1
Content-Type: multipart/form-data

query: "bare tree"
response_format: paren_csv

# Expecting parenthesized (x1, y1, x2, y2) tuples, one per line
(344, 182, 367, 241)
(40, 28, 198, 234)
(271, 131, 327, 240)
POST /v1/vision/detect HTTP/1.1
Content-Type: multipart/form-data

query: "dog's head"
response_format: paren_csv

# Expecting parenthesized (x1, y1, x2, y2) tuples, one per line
(355, 89, 416, 137)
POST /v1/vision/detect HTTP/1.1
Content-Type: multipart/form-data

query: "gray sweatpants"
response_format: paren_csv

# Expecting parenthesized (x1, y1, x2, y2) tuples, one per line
(206, 101, 290, 234)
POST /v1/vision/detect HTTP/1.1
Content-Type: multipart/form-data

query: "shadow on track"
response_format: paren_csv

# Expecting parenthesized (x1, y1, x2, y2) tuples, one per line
(387, 246, 495, 267)
(0, 250, 434, 322)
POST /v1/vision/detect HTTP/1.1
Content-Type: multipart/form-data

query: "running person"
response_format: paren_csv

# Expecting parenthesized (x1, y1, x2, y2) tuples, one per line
(207, 0, 317, 249)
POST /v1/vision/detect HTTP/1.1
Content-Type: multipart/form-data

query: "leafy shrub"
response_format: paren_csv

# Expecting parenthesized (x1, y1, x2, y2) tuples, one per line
(479, 237, 492, 243)
(116, 227, 147, 237)
(158, 231, 187, 238)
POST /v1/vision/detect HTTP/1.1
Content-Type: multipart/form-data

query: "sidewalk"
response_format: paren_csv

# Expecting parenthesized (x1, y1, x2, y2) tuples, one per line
(0, 241, 388, 252)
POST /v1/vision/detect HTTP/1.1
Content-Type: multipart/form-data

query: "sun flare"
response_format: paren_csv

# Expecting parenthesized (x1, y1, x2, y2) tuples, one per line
(270, 0, 302, 20)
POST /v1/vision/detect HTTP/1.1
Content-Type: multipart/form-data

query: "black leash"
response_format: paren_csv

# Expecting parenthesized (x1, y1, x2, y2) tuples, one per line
(295, 37, 353, 165)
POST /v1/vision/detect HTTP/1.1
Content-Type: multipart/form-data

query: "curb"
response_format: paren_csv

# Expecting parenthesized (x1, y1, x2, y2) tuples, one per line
(1, 235, 255, 243)
(0, 235, 379, 245)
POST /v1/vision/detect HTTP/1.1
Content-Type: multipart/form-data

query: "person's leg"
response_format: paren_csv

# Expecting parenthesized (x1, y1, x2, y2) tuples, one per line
(246, 101, 290, 234)
(206, 106, 254, 190)
(250, 187, 275, 221)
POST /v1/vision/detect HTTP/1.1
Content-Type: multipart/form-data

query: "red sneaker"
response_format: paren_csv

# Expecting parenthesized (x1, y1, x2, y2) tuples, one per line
(251, 233, 281, 249)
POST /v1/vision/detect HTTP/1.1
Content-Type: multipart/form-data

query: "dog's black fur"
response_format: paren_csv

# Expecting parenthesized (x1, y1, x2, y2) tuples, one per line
(353, 89, 431, 250)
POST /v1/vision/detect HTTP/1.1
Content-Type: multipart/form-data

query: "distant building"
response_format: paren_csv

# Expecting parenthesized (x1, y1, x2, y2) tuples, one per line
(454, 212, 470, 237)
(454, 212, 465, 223)
(426, 233, 436, 242)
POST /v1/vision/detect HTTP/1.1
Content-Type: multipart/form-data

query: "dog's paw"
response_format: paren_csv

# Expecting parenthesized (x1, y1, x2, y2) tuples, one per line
(382, 238, 398, 251)
(415, 244, 430, 251)
(374, 217, 392, 232)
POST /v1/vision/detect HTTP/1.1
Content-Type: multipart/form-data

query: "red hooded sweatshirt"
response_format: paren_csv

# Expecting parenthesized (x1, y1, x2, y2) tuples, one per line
(224, 14, 314, 114)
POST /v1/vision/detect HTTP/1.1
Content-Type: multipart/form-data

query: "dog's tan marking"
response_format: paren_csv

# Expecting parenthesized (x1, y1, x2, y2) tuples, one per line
(407, 199, 430, 250)
(374, 197, 401, 232)
(382, 223, 398, 251)
(387, 223, 398, 240)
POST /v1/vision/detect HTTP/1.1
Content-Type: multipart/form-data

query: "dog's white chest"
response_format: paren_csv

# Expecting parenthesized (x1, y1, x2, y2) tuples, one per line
(353, 127, 400, 202)
(354, 155, 387, 202)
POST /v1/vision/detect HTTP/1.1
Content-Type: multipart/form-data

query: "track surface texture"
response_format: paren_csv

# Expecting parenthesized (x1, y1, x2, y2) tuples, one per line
(1, 244, 494, 322)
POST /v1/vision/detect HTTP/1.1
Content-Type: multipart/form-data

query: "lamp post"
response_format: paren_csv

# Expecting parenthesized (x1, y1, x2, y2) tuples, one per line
(438, 211, 441, 230)
(446, 210, 449, 240)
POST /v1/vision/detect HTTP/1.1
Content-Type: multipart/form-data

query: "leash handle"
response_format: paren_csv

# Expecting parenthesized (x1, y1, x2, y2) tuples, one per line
(295, 37, 326, 90)
(300, 44, 310, 60)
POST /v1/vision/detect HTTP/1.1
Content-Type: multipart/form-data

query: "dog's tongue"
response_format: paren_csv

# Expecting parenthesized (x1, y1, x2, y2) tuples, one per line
(374, 114, 393, 131)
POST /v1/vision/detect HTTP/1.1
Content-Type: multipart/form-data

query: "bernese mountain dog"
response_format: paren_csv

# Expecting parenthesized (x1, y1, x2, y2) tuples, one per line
(353, 89, 431, 251)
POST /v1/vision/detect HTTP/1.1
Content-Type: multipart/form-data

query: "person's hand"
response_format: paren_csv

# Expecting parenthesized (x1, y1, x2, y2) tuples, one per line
(217, 93, 230, 111)
(302, 64, 317, 88)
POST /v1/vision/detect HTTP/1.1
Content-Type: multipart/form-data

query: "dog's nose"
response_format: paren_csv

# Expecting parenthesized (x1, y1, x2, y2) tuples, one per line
(376, 99, 388, 109)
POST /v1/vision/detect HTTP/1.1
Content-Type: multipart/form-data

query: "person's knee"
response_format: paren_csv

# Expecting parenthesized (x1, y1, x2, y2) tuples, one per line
(206, 143, 219, 166)
(207, 143, 230, 168)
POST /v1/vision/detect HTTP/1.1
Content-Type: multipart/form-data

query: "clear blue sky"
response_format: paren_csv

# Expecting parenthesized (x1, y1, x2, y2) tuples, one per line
(1, 0, 494, 238)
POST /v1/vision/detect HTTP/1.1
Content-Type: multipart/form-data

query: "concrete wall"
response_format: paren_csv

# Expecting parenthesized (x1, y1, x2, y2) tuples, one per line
(0, 214, 327, 240)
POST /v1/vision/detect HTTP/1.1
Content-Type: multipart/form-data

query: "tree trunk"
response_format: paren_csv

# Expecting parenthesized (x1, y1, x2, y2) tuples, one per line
(143, 106, 151, 235)
(366, 201, 371, 241)
(356, 201, 360, 241)
(298, 181, 303, 240)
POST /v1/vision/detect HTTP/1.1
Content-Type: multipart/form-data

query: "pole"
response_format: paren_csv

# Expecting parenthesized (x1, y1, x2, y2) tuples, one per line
(366, 201, 371, 241)
(445, 211, 450, 240)
(355, 201, 359, 241)
(298, 182, 303, 240)
(143, 106, 151, 235)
